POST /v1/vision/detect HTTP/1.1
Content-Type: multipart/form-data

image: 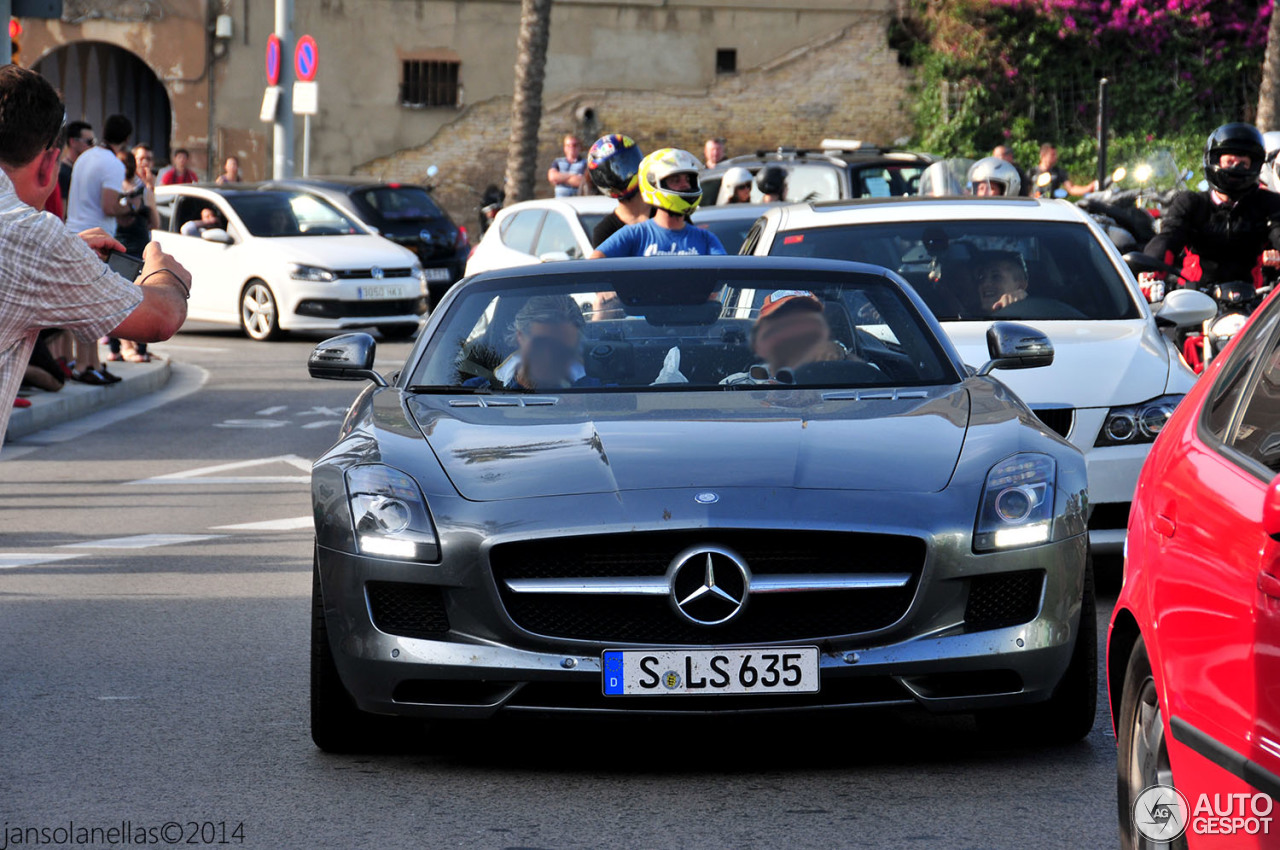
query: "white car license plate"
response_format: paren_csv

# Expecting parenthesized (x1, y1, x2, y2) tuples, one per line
(357, 285, 406, 300)
(423, 267, 451, 282)
(602, 647, 820, 696)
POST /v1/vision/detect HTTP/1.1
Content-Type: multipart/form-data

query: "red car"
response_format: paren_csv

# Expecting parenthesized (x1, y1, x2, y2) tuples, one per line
(1109, 291, 1280, 849)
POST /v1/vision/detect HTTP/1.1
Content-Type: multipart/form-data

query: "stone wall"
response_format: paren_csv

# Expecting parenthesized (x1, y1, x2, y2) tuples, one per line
(357, 17, 914, 227)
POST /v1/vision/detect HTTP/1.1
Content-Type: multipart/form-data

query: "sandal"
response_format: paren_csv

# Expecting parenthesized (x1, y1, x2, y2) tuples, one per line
(77, 367, 120, 385)
(124, 352, 151, 363)
(106, 352, 124, 361)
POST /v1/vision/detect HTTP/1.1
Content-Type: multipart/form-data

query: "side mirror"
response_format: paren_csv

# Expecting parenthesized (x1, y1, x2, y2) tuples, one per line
(1155, 288, 1218, 329)
(977, 322, 1054, 375)
(538, 251, 572, 263)
(201, 228, 233, 245)
(308, 333, 388, 386)
(1264, 476, 1280, 541)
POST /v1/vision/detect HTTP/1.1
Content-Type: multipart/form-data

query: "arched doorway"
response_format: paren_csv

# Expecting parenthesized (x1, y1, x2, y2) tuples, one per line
(33, 42, 172, 163)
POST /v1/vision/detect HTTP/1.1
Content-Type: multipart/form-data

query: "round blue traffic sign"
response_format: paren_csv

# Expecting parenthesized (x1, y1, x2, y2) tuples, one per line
(265, 34, 281, 86)
(295, 35, 318, 82)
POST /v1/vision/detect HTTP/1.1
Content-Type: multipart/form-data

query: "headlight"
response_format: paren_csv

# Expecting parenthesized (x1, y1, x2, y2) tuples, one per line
(412, 263, 428, 293)
(289, 263, 337, 282)
(1210, 312, 1248, 341)
(346, 465, 439, 561)
(974, 453, 1056, 552)
(1094, 394, 1183, 447)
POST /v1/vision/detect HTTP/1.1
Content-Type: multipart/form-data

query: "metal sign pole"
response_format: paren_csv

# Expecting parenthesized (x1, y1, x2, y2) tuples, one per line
(302, 114, 310, 176)
(272, 0, 293, 178)
(1, 0, 13, 65)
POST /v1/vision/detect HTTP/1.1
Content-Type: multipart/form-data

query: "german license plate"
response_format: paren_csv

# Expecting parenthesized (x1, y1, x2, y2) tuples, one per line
(602, 647, 820, 696)
(357, 285, 406, 300)
(423, 267, 451, 282)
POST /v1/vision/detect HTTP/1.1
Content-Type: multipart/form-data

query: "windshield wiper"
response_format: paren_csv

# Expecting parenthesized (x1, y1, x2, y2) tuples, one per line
(405, 384, 531, 395)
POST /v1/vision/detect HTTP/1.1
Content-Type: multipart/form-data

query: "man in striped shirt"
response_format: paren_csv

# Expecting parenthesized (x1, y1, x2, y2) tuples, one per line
(0, 66, 192, 450)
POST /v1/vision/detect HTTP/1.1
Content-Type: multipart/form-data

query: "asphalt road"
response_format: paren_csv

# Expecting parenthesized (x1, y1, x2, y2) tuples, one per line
(1, 323, 1121, 850)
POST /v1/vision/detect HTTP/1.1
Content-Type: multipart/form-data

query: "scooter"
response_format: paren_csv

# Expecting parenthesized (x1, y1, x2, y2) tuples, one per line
(1124, 252, 1269, 373)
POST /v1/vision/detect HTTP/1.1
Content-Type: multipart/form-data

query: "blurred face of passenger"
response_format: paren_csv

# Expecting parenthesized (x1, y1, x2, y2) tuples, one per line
(200, 208, 221, 227)
(563, 137, 581, 161)
(754, 308, 830, 371)
(733, 184, 751, 202)
(975, 259, 1028, 310)
(517, 320, 580, 387)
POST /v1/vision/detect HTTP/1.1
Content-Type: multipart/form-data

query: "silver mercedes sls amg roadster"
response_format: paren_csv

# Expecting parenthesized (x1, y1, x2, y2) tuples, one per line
(308, 255, 1092, 752)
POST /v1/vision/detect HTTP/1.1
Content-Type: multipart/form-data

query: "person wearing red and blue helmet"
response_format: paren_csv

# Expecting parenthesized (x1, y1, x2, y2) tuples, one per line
(586, 134, 650, 248)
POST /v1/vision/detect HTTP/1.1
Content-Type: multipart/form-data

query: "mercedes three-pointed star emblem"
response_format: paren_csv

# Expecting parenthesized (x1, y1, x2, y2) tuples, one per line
(667, 546, 751, 626)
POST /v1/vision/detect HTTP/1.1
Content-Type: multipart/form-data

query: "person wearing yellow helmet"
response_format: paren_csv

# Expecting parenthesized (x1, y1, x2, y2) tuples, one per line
(590, 148, 726, 258)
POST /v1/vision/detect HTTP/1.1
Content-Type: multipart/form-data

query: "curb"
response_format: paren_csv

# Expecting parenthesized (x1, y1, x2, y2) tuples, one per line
(6, 358, 172, 442)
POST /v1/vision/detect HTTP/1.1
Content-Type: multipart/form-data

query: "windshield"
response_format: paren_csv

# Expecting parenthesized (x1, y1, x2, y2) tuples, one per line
(578, 213, 607, 238)
(852, 165, 927, 198)
(769, 220, 1141, 321)
(702, 164, 843, 207)
(409, 268, 957, 392)
(227, 192, 362, 237)
(695, 216, 759, 254)
(352, 186, 443, 222)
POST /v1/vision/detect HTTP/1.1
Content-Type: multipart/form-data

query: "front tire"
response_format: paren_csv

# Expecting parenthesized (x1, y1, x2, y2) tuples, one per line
(977, 561, 1097, 745)
(311, 560, 387, 753)
(240, 280, 283, 341)
(1117, 637, 1188, 849)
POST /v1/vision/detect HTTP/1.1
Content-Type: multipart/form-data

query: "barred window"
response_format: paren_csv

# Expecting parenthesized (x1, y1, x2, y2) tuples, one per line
(400, 60, 460, 108)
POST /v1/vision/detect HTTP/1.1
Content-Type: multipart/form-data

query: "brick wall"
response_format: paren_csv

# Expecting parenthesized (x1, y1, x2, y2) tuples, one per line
(356, 16, 914, 227)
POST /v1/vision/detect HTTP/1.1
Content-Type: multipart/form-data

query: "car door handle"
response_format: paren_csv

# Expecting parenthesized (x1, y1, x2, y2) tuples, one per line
(1155, 514, 1176, 538)
(1260, 572, 1280, 600)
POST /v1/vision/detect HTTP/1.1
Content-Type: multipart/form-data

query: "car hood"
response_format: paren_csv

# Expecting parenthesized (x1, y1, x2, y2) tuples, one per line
(942, 319, 1170, 409)
(259, 234, 417, 269)
(406, 387, 970, 501)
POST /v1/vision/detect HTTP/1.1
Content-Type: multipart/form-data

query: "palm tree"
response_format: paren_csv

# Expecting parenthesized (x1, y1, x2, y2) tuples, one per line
(1259, 4, 1280, 130)
(502, 0, 553, 205)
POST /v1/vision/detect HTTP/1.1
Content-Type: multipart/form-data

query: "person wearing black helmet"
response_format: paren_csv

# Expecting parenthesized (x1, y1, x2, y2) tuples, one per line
(585, 134, 651, 248)
(1144, 123, 1280, 291)
(756, 165, 787, 203)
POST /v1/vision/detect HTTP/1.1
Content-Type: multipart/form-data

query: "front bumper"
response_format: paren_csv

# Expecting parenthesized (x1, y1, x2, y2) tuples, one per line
(277, 278, 426, 330)
(1069, 408, 1153, 555)
(317, 532, 1088, 719)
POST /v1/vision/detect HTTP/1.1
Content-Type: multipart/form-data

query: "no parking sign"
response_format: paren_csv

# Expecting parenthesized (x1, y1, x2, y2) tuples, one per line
(295, 35, 318, 82)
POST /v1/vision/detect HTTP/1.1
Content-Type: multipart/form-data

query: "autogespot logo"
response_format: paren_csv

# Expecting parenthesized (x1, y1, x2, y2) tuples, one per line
(1134, 784, 1189, 842)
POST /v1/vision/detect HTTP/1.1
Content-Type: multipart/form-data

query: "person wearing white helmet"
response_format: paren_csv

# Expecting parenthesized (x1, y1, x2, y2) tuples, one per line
(716, 166, 754, 205)
(967, 156, 1021, 197)
(1262, 131, 1280, 193)
(590, 148, 726, 258)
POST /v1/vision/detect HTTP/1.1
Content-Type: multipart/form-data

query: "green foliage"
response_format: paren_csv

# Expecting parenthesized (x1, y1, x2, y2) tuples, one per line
(893, 0, 1269, 179)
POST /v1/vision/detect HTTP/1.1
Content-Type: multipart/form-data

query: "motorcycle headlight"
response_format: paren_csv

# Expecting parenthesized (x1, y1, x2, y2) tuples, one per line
(1094, 394, 1183, 447)
(974, 454, 1057, 552)
(289, 263, 337, 282)
(346, 465, 439, 561)
(1210, 312, 1248, 341)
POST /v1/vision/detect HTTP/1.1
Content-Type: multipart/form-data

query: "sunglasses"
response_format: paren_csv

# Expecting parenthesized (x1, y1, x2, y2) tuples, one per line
(45, 112, 68, 152)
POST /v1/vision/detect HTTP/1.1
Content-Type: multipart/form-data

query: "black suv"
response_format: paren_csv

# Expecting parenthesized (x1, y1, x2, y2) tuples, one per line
(701, 141, 934, 205)
(261, 177, 467, 303)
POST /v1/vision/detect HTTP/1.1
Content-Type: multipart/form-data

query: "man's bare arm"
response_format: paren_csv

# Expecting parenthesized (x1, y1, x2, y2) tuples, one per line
(109, 242, 192, 342)
(100, 186, 127, 218)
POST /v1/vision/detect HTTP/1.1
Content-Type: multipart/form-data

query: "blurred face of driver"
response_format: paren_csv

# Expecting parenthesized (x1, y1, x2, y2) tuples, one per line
(754, 309, 830, 371)
(517, 320, 580, 387)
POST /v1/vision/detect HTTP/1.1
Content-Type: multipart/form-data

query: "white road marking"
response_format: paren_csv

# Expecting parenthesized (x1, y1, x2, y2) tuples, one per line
(214, 419, 289, 429)
(125, 454, 312, 486)
(60, 533, 222, 549)
(213, 516, 312, 531)
(256, 405, 288, 416)
(301, 420, 342, 430)
(0, 552, 83, 568)
(299, 406, 346, 418)
(96, 696, 141, 701)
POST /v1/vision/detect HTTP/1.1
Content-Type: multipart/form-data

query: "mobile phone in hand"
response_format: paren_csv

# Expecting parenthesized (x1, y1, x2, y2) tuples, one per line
(107, 250, 145, 281)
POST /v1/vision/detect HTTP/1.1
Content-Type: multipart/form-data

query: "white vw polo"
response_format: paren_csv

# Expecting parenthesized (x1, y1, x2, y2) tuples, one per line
(154, 185, 428, 341)
(746, 196, 1217, 554)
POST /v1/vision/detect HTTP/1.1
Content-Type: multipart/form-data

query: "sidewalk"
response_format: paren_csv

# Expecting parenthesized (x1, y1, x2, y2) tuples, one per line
(6, 357, 172, 442)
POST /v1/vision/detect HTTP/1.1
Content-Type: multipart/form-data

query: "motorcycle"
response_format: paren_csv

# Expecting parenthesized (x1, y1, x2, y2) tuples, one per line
(1124, 252, 1269, 373)
(1080, 151, 1190, 252)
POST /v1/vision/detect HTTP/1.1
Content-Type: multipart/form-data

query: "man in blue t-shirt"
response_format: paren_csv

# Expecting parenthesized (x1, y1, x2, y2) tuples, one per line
(547, 135, 587, 198)
(591, 147, 726, 258)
